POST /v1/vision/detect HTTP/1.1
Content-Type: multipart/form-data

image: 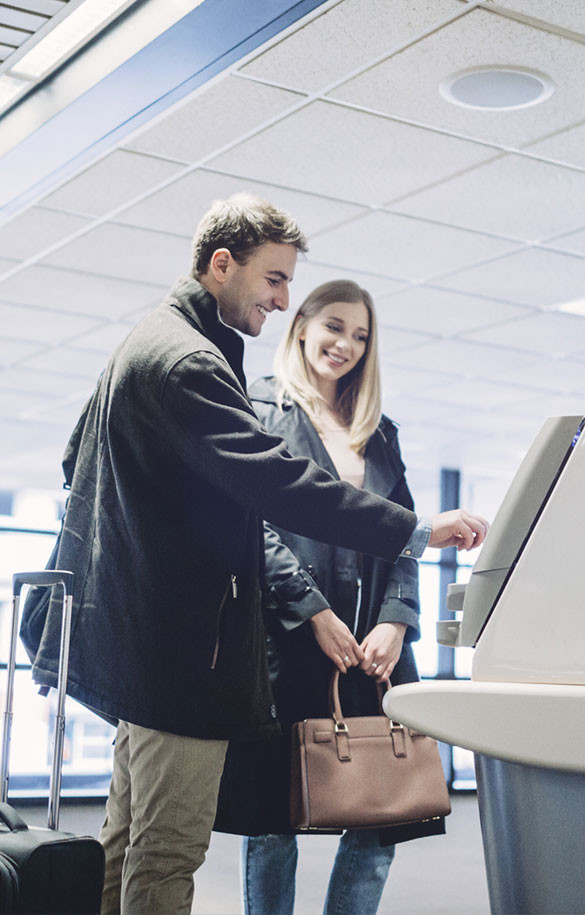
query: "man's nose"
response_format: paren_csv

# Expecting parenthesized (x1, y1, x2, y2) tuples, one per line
(274, 286, 289, 312)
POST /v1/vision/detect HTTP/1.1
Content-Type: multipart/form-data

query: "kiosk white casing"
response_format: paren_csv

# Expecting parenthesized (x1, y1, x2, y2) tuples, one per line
(383, 415, 585, 914)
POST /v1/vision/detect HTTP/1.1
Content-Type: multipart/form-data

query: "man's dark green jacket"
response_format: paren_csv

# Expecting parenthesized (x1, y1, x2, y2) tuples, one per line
(26, 278, 417, 740)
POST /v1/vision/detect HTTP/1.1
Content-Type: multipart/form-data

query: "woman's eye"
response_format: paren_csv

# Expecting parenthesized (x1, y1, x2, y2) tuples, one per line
(326, 323, 341, 332)
(357, 335, 368, 343)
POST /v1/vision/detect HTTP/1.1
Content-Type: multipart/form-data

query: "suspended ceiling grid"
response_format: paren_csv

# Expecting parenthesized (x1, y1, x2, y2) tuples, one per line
(0, 0, 584, 518)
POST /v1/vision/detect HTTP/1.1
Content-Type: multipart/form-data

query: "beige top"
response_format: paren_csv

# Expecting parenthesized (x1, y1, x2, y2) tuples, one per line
(318, 413, 365, 489)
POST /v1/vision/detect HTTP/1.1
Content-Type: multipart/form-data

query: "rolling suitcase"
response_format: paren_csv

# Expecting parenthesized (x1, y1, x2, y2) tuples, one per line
(0, 571, 105, 914)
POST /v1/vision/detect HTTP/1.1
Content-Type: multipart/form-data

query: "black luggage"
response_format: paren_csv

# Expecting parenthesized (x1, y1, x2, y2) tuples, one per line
(0, 571, 105, 914)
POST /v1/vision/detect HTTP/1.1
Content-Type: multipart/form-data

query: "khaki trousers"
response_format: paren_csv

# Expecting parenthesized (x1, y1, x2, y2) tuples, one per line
(99, 720, 228, 915)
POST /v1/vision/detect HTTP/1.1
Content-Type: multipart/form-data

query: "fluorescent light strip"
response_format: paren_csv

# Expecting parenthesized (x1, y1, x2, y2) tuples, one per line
(0, 73, 28, 107)
(11, 0, 136, 80)
(557, 299, 585, 317)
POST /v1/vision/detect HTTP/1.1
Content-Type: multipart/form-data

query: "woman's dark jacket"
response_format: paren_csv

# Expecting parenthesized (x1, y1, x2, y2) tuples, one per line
(214, 377, 421, 833)
(23, 279, 417, 742)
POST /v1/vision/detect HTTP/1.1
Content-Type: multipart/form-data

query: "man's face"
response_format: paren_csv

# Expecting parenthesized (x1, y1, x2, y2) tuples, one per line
(216, 243, 297, 337)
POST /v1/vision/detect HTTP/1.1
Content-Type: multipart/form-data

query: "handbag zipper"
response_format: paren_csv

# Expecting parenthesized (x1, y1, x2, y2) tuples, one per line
(210, 574, 237, 669)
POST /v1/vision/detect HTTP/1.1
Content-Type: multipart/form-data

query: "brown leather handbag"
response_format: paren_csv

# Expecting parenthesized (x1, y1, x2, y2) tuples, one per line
(290, 670, 451, 831)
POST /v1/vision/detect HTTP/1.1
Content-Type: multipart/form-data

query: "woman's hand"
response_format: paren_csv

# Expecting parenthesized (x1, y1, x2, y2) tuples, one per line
(309, 608, 365, 674)
(359, 622, 407, 683)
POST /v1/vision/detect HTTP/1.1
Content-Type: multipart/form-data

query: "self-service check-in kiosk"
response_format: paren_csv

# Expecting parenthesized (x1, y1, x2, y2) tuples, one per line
(383, 415, 585, 915)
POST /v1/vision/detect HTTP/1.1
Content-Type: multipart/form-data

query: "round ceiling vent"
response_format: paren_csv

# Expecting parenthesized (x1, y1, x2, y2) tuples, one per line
(439, 67, 554, 111)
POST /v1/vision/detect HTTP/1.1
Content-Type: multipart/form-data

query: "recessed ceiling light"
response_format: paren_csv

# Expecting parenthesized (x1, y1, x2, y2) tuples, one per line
(440, 67, 554, 111)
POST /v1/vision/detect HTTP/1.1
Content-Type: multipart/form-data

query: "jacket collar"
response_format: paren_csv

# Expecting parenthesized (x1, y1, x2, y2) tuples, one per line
(250, 376, 402, 499)
(167, 276, 246, 390)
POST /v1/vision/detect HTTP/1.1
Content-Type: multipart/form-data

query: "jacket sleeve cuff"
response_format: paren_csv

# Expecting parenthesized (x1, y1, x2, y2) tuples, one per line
(268, 570, 331, 630)
(377, 599, 421, 639)
(400, 518, 431, 559)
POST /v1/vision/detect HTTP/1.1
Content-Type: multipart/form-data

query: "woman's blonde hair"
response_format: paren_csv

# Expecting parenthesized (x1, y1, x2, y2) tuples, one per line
(273, 280, 382, 453)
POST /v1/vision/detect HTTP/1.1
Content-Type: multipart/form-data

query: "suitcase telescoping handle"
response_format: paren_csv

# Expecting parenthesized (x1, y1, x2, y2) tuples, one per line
(1, 571, 74, 830)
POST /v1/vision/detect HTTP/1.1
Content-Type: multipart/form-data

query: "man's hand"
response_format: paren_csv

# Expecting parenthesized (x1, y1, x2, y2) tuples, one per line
(310, 608, 365, 674)
(429, 509, 489, 551)
(360, 622, 406, 683)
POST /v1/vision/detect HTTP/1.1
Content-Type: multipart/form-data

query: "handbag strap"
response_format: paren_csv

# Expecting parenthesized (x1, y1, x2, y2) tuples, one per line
(328, 669, 390, 724)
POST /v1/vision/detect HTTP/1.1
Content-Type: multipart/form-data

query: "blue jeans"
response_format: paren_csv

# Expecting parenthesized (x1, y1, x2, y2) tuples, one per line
(242, 831, 395, 915)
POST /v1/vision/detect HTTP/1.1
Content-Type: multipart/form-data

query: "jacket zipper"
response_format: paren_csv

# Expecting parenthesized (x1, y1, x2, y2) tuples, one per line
(210, 574, 237, 669)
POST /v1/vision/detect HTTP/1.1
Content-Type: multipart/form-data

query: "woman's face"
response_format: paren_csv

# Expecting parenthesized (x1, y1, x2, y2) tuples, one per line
(299, 300, 370, 390)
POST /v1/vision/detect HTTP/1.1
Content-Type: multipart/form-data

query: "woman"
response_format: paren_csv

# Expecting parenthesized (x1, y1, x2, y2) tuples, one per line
(214, 279, 423, 915)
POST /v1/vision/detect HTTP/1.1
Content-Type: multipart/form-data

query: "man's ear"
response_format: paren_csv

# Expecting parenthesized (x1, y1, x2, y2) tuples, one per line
(209, 248, 232, 283)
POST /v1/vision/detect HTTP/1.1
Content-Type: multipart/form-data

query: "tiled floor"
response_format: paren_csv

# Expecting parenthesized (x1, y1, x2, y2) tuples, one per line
(16, 793, 490, 914)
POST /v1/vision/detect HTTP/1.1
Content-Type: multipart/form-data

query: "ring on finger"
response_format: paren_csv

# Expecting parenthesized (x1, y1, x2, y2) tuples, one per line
(343, 655, 351, 664)
(370, 662, 378, 670)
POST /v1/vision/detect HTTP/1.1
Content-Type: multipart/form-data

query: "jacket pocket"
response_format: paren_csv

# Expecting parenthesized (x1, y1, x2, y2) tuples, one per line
(210, 574, 237, 669)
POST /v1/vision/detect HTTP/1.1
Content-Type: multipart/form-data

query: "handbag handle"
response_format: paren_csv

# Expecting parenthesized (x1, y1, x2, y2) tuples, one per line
(328, 669, 389, 725)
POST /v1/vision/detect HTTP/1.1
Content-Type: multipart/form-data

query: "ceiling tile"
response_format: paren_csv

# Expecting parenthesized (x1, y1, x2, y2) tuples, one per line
(67, 322, 132, 353)
(496, 357, 584, 393)
(243, 341, 277, 383)
(0, 418, 71, 461)
(28, 393, 91, 427)
(41, 150, 186, 217)
(0, 367, 88, 397)
(525, 122, 585, 170)
(0, 265, 167, 318)
(545, 227, 585, 257)
(239, 0, 461, 92)
(441, 248, 585, 307)
(42, 224, 192, 286)
(306, 211, 517, 281)
(382, 391, 461, 421)
(376, 286, 531, 336)
(0, 338, 44, 367)
(377, 325, 432, 354)
(463, 311, 585, 356)
(389, 338, 539, 378)
(17, 347, 107, 378)
(125, 76, 302, 163)
(292, 260, 405, 306)
(209, 101, 497, 206)
(430, 405, 540, 439)
(0, 390, 60, 420)
(0, 208, 90, 260)
(0, 302, 100, 343)
(506, 391, 585, 420)
(328, 9, 585, 147)
(404, 375, 540, 409)
(493, 0, 585, 33)
(0, 444, 65, 491)
(395, 154, 585, 241)
(115, 168, 366, 238)
(0, 258, 22, 276)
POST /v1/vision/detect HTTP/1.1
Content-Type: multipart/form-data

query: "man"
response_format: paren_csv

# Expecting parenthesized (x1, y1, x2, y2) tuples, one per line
(28, 194, 487, 914)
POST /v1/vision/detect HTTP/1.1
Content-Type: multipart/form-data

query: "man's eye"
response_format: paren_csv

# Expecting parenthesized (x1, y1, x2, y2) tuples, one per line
(268, 278, 280, 287)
